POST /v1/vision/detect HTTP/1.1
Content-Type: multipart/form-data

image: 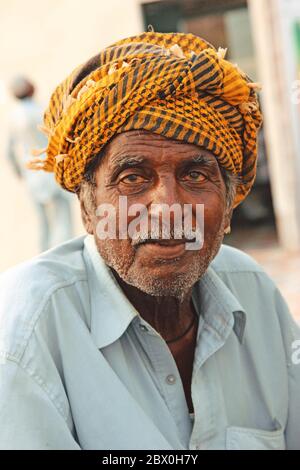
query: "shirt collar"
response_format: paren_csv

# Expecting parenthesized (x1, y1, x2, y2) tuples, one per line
(83, 235, 138, 349)
(192, 266, 247, 344)
(83, 235, 247, 348)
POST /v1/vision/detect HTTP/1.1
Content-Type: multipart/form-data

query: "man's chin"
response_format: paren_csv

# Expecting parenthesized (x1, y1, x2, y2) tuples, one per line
(124, 263, 204, 298)
(125, 277, 190, 298)
(96, 237, 221, 298)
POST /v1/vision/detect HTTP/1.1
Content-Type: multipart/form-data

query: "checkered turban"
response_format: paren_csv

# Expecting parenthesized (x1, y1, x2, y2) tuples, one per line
(30, 32, 263, 207)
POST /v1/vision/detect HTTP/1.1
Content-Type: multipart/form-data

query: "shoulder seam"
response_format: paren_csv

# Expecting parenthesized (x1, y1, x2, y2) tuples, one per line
(0, 356, 70, 424)
(0, 276, 87, 361)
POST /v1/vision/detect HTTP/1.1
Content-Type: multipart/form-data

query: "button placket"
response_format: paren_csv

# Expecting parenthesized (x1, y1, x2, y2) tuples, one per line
(145, 333, 192, 443)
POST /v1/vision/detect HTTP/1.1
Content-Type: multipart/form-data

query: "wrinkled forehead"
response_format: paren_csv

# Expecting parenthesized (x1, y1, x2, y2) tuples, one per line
(101, 130, 219, 169)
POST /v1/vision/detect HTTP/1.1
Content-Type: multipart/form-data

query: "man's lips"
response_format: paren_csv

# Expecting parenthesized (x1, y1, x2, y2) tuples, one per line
(134, 239, 193, 259)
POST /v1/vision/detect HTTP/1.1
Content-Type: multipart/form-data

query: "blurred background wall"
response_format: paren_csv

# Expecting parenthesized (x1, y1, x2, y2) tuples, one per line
(0, 0, 143, 269)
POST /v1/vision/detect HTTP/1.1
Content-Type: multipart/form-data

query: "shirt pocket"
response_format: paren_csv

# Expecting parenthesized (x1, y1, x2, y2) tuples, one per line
(226, 425, 286, 450)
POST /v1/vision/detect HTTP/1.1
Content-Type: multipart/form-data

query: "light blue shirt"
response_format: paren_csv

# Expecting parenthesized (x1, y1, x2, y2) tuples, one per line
(0, 235, 299, 450)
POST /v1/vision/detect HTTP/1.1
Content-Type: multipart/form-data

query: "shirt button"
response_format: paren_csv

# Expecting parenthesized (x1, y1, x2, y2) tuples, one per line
(166, 374, 176, 385)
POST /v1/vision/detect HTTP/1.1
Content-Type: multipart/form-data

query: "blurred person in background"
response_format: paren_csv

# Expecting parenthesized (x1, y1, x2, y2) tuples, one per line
(7, 76, 73, 251)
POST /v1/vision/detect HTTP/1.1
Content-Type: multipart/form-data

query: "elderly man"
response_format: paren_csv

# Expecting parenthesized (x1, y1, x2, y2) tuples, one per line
(0, 32, 299, 450)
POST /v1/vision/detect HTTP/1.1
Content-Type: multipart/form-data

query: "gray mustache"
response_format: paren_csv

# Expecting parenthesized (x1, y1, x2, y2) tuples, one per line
(130, 225, 202, 246)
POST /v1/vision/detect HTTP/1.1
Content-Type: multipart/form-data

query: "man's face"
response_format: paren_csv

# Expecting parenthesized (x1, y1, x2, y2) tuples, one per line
(82, 130, 231, 297)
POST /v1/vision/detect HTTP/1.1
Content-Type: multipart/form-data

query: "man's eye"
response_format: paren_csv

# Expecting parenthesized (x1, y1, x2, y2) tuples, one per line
(183, 171, 207, 182)
(120, 174, 146, 184)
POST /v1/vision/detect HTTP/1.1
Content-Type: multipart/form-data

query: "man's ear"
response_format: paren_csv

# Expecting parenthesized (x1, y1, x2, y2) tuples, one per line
(224, 206, 234, 233)
(77, 192, 94, 235)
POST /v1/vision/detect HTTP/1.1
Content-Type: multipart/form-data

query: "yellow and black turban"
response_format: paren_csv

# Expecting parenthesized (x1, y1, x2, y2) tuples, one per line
(30, 32, 262, 208)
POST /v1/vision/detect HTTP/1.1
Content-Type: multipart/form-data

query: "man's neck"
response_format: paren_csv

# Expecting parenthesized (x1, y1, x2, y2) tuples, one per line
(112, 270, 197, 343)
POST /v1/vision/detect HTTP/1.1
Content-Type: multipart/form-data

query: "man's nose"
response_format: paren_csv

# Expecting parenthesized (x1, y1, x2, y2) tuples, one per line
(150, 175, 180, 207)
(147, 176, 184, 228)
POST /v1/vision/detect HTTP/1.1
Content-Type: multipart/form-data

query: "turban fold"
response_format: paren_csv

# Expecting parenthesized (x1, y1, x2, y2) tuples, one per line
(30, 32, 262, 207)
